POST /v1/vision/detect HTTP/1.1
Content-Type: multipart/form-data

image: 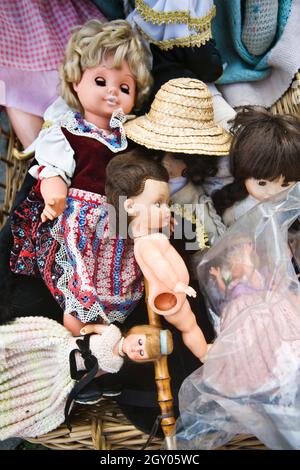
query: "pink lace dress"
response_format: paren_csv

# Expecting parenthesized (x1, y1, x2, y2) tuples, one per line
(0, 0, 106, 116)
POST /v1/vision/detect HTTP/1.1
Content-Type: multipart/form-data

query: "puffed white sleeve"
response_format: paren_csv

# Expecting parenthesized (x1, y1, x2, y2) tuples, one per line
(29, 124, 75, 186)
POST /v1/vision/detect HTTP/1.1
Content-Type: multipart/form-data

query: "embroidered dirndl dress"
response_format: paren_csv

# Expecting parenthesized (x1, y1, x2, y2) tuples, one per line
(10, 109, 143, 324)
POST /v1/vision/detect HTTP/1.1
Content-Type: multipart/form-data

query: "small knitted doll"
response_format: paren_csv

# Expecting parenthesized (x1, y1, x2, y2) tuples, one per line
(0, 316, 173, 439)
(242, 0, 279, 56)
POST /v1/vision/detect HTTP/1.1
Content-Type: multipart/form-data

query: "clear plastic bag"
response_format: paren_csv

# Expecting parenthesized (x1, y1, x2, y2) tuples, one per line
(176, 183, 300, 450)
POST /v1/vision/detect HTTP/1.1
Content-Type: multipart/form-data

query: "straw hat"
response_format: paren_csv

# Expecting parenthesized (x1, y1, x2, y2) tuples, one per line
(125, 78, 232, 155)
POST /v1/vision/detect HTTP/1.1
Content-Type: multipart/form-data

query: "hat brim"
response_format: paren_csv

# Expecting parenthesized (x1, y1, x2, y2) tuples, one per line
(125, 114, 232, 155)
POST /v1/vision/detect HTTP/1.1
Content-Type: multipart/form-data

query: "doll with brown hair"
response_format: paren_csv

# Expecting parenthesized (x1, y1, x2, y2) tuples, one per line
(0, 315, 173, 440)
(9, 19, 152, 335)
(212, 107, 300, 226)
(105, 151, 209, 362)
(125, 78, 232, 253)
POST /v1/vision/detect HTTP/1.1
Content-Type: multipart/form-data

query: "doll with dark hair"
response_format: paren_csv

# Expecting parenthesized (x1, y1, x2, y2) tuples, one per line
(125, 78, 232, 255)
(106, 152, 209, 362)
(212, 107, 300, 226)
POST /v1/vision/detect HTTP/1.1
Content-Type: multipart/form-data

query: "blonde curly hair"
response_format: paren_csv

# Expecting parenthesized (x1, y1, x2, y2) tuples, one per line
(60, 19, 152, 114)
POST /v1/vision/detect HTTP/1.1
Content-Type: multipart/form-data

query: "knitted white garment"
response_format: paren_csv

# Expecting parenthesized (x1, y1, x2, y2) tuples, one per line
(0, 317, 75, 440)
(91, 324, 124, 374)
(242, 0, 279, 56)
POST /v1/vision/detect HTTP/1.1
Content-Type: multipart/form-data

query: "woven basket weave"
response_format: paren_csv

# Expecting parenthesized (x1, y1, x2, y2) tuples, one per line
(26, 399, 266, 451)
(27, 400, 163, 451)
(0, 114, 30, 229)
(2, 73, 300, 450)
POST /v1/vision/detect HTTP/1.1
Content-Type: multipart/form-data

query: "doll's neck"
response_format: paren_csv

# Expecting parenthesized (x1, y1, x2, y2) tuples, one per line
(83, 111, 111, 131)
(130, 220, 159, 239)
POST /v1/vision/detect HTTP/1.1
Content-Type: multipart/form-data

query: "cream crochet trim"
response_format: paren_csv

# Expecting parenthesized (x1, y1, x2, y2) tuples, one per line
(93, 324, 124, 373)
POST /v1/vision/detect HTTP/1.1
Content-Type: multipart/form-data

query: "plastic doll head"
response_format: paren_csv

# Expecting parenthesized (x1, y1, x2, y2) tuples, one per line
(60, 19, 152, 114)
(132, 147, 219, 186)
(158, 151, 218, 183)
(213, 107, 300, 214)
(72, 55, 136, 127)
(123, 325, 173, 362)
(124, 178, 171, 231)
(230, 107, 300, 189)
(105, 150, 170, 231)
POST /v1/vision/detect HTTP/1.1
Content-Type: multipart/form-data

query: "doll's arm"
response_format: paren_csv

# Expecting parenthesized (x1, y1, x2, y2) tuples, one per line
(209, 266, 226, 292)
(40, 176, 68, 222)
(29, 124, 75, 186)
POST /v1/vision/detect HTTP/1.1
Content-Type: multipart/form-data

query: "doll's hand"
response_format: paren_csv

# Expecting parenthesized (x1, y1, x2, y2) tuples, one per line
(209, 266, 222, 279)
(174, 281, 197, 297)
(241, 242, 253, 259)
(80, 324, 109, 335)
(41, 196, 67, 222)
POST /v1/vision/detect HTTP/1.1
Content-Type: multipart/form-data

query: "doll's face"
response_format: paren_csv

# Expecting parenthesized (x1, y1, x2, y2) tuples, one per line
(122, 334, 149, 361)
(125, 179, 171, 230)
(245, 176, 295, 201)
(162, 153, 187, 179)
(73, 54, 136, 124)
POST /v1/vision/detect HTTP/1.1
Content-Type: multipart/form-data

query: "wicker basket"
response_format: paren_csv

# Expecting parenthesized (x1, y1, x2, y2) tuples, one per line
(270, 72, 300, 117)
(2, 73, 300, 450)
(0, 114, 30, 229)
(27, 400, 163, 451)
(26, 399, 266, 451)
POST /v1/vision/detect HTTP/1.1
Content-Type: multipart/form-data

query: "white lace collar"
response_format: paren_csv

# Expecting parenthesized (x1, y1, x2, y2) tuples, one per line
(60, 109, 128, 153)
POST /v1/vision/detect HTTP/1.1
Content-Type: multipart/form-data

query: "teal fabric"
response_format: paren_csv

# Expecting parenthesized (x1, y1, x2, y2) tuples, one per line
(212, 0, 292, 84)
(90, 0, 126, 20)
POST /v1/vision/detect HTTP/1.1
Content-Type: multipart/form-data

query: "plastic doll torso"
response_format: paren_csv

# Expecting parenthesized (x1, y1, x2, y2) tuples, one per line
(134, 232, 189, 315)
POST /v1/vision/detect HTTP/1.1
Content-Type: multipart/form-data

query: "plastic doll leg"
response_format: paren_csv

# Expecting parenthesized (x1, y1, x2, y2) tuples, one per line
(168, 300, 208, 362)
(6, 107, 43, 148)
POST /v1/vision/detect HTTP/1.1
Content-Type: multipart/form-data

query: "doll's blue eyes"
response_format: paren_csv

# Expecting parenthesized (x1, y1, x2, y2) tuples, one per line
(155, 202, 161, 207)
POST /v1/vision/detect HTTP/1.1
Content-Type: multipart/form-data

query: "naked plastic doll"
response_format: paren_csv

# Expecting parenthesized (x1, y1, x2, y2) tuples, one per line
(105, 152, 209, 363)
(10, 19, 152, 336)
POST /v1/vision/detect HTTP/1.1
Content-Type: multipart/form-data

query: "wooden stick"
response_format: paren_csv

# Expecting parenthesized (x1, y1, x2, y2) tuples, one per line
(144, 279, 176, 440)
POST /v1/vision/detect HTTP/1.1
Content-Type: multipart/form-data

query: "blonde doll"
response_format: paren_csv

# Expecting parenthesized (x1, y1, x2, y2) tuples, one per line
(10, 19, 152, 335)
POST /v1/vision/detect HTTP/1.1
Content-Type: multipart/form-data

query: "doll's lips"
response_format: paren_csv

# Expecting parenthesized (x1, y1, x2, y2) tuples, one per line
(106, 96, 118, 105)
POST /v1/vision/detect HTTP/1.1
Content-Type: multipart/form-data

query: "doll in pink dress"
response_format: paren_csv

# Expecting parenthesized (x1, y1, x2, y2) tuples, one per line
(177, 189, 300, 449)
(105, 152, 209, 362)
(9, 19, 152, 335)
(0, 0, 106, 148)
